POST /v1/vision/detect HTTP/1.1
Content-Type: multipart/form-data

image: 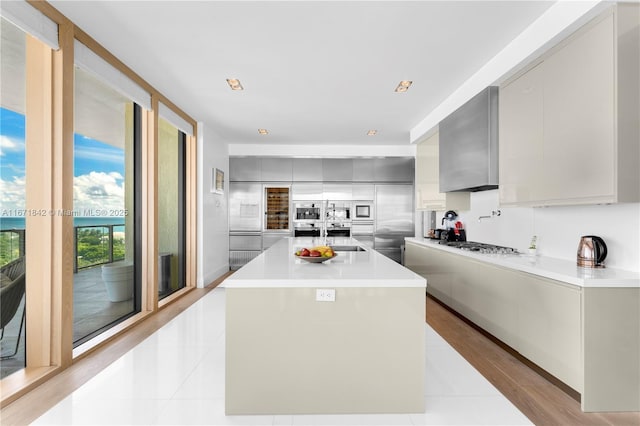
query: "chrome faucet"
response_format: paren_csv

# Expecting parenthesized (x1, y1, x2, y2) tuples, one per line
(323, 200, 329, 240)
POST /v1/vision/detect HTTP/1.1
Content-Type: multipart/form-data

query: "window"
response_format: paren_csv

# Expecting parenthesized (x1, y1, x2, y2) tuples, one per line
(0, 17, 27, 379)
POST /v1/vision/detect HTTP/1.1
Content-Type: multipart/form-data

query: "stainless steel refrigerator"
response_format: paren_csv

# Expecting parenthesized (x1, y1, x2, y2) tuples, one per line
(374, 184, 414, 263)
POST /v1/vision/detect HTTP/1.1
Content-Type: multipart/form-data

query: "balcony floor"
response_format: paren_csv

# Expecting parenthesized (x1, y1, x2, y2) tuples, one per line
(0, 265, 135, 379)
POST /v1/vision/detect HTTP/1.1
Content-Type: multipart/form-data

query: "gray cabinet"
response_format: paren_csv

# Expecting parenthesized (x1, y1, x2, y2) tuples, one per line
(261, 158, 293, 181)
(230, 157, 261, 182)
(292, 158, 323, 181)
(229, 182, 262, 231)
(374, 158, 414, 183)
(352, 159, 375, 182)
(322, 159, 353, 182)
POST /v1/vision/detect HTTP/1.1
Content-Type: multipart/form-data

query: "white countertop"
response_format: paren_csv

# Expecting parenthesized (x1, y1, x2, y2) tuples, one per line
(224, 237, 426, 288)
(405, 237, 640, 288)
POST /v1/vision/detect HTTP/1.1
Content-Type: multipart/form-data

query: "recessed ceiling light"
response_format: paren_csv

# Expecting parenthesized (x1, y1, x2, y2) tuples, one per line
(258, 129, 269, 135)
(395, 80, 412, 93)
(226, 78, 244, 91)
(367, 130, 378, 136)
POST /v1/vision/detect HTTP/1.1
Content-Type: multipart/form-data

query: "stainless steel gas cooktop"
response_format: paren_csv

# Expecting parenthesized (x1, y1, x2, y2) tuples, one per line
(438, 240, 519, 254)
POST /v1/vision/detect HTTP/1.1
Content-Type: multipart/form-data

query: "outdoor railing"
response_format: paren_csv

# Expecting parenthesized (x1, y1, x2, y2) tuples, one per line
(0, 224, 125, 271)
(0, 229, 25, 267)
(74, 224, 125, 272)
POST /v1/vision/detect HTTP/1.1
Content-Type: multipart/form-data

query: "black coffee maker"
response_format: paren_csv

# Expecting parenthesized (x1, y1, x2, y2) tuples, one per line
(441, 210, 466, 242)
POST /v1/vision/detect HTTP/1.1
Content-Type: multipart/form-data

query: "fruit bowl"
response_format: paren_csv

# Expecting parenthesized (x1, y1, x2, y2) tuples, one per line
(295, 253, 337, 263)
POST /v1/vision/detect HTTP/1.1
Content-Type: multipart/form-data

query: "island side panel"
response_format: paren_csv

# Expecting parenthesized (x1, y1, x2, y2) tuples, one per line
(225, 286, 425, 415)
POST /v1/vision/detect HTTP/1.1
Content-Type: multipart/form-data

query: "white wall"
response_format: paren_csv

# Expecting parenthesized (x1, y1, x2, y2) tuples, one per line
(197, 121, 229, 287)
(449, 190, 640, 272)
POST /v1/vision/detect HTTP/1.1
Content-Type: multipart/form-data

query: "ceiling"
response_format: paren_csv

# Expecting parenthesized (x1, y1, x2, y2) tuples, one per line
(48, 1, 555, 146)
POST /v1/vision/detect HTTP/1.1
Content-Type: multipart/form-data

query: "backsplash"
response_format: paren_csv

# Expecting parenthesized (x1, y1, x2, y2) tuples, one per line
(450, 190, 639, 272)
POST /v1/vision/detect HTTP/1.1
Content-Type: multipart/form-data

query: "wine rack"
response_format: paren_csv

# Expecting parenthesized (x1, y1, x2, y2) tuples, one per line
(265, 187, 290, 230)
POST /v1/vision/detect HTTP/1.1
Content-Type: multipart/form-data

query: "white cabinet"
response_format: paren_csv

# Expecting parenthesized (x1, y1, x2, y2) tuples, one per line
(515, 274, 582, 391)
(453, 258, 519, 346)
(291, 183, 323, 201)
(351, 184, 374, 201)
(405, 240, 640, 411)
(404, 242, 582, 391)
(499, 6, 639, 207)
(415, 132, 470, 211)
(499, 62, 544, 205)
(322, 183, 352, 201)
(404, 242, 453, 305)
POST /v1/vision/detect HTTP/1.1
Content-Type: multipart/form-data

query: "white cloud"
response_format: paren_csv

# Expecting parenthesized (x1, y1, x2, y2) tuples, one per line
(0, 135, 20, 157)
(0, 175, 26, 211)
(1, 172, 126, 216)
(74, 171, 125, 214)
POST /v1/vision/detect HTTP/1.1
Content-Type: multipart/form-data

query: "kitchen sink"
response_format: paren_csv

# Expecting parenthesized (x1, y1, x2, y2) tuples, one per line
(330, 245, 366, 252)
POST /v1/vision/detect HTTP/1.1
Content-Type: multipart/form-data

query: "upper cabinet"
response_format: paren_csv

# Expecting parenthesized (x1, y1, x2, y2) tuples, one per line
(231, 157, 415, 184)
(322, 159, 354, 182)
(293, 158, 323, 181)
(261, 158, 293, 182)
(352, 159, 376, 182)
(229, 157, 261, 182)
(416, 132, 470, 211)
(374, 157, 414, 183)
(499, 5, 639, 207)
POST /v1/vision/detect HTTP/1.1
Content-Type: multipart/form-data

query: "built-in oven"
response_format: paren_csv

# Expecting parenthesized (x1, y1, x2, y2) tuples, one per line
(294, 223, 321, 237)
(353, 201, 374, 222)
(326, 223, 351, 237)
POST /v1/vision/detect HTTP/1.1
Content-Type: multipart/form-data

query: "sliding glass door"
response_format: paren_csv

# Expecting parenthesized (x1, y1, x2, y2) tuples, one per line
(72, 66, 140, 345)
(158, 118, 186, 299)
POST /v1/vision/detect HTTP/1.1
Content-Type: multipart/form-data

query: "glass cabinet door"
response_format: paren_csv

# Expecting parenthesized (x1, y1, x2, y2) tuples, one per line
(264, 187, 290, 231)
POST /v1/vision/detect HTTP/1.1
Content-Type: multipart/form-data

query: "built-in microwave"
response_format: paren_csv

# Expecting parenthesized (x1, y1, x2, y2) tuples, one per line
(294, 202, 321, 220)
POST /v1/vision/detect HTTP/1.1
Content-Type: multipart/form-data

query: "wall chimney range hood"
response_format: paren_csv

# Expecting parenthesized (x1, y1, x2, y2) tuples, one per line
(439, 86, 499, 192)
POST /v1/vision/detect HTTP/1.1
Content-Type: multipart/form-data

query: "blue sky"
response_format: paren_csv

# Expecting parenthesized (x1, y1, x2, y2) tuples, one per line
(1, 107, 126, 214)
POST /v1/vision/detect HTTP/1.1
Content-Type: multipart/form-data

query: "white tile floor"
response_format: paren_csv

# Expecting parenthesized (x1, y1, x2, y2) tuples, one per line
(33, 287, 532, 425)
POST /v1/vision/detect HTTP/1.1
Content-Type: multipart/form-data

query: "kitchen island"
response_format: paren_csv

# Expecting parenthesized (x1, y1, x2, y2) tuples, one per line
(223, 237, 426, 415)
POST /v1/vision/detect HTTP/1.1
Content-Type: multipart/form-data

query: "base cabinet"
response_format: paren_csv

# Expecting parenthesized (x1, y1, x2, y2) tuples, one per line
(515, 274, 582, 391)
(406, 242, 580, 391)
(453, 257, 519, 347)
(404, 242, 452, 304)
(405, 241, 640, 412)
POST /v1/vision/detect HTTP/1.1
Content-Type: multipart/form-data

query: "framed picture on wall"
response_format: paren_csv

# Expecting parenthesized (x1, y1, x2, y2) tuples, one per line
(212, 168, 224, 194)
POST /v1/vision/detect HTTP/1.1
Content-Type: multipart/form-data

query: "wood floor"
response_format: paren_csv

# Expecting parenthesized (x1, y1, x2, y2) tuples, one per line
(426, 296, 640, 426)
(1, 277, 639, 425)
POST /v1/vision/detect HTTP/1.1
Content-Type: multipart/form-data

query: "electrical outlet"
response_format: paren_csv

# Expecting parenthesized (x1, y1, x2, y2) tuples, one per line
(316, 288, 336, 302)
